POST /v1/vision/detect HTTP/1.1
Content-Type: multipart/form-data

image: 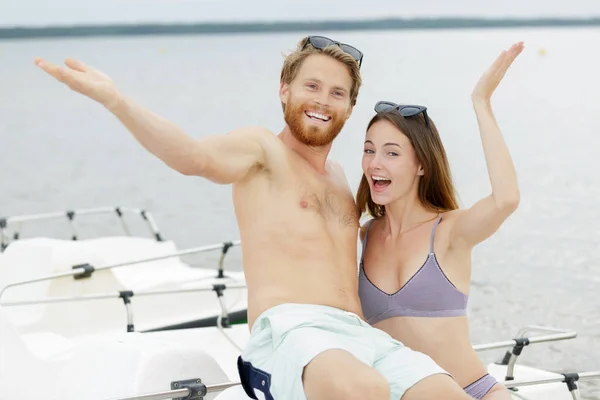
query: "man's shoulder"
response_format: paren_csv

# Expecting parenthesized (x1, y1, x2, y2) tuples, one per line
(229, 126, 277, 141)
(229, 126, 285, 156)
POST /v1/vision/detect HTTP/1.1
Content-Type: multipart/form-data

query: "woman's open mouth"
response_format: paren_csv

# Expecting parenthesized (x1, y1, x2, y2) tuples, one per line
(372, 175, 391, 192)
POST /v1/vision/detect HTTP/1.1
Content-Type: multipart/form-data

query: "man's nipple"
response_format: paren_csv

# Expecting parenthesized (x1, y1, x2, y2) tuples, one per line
(300, 200, 308, 208)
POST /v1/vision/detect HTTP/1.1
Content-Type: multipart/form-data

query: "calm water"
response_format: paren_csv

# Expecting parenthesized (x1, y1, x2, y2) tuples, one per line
(1, 27, 600, 397)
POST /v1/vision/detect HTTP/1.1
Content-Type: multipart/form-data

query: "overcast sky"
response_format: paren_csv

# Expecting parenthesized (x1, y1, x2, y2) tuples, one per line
(2, 0, 600, 27)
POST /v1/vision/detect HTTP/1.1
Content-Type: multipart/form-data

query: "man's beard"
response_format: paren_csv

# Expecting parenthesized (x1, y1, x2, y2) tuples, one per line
(284, 100, 347, 147)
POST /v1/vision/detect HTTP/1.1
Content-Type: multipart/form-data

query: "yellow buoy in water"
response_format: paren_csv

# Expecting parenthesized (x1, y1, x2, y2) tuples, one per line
(538, 48, 547, 56)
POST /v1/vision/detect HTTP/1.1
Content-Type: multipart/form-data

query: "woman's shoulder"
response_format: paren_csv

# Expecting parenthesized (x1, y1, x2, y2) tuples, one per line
(439, 208, 467, 224)
(436, 208, 469, 248)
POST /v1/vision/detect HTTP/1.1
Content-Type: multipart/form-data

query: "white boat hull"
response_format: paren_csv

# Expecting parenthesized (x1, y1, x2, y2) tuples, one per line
(0, 308, 246, 400)
(1, 307, 593, 400)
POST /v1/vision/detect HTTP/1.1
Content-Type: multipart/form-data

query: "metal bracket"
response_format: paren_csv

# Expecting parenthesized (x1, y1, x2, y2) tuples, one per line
(0, 217, 7, 253)
(171, 378, 208, 400)
(504, 337, 530, 382)
(72, 263, 95, 280)
(119, 290, 135, 332)
(563, 372, 581, 399)
(66, 210, 78, 241)
(217, 241, 233, 278)
(213, 284, 230, 328)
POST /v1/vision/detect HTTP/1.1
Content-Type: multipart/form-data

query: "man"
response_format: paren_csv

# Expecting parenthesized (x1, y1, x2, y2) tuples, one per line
(34, 36, 474, 399)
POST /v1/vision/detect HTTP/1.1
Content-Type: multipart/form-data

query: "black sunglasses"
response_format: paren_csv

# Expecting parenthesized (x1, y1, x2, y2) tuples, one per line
(374, 101, 430, 128)
(302, 35, 363, 67)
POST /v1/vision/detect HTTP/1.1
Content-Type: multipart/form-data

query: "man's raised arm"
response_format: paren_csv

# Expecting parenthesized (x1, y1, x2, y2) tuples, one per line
(34, 57, 268, 184)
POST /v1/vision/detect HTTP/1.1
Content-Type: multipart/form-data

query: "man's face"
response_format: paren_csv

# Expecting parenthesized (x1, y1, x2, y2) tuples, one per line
(280, 54, 354, 147)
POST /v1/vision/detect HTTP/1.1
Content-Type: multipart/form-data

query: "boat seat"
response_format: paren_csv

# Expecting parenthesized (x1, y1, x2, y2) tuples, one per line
(1, 236, 193, 293)
(1, 236, 246, 338)
(0, 237, 130, 336)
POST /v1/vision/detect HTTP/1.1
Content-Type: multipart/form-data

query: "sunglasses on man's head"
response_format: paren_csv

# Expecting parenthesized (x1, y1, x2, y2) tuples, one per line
(374, 101, 430, 129)
(302, 35, 364, 67)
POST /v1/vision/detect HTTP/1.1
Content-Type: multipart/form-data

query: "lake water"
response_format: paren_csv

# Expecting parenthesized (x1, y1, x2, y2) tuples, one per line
(1, 26, 600, 398)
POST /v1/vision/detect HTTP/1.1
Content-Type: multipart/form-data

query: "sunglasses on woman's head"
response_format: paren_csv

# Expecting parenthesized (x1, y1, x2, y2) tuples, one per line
(301, 35, 364, 68)
(374, 101, 430, 129)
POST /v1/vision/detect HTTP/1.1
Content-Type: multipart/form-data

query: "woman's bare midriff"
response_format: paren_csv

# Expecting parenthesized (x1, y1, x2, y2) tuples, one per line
(374, 315, 489, 388)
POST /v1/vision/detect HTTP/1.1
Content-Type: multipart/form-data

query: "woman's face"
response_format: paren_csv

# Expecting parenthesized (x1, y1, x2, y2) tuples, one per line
(362, 119, 423, 206)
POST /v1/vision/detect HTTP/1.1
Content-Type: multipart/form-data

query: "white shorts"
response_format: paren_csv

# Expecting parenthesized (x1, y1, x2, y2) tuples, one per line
(237, 303, 450, 399)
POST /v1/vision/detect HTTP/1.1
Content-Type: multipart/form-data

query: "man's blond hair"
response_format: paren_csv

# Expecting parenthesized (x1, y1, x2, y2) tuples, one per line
(280, 37, 362, 110)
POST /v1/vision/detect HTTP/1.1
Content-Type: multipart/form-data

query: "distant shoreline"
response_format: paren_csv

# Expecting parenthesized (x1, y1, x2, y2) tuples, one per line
(2, 17, 600, 40)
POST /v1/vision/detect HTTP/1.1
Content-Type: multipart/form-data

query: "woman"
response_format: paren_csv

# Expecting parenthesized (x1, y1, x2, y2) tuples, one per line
(356, 42, 524, 400)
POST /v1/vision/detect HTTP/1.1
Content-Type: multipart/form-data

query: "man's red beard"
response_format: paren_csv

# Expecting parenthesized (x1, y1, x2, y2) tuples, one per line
(284, 100, 347, 147)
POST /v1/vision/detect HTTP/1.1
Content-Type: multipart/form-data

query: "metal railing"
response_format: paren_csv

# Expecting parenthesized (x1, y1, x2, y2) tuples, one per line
(0, 237, 243, 332)
(0, 282, 247, 333)
(0, 282, 247, 307)
(473, 325, 577, 382)
(0, 239, 241, 301)
(106, 380, 241, 400)
(503, 370, 600, 400)
(474, 325, 577, 352)
(102, 370, 600, 400)
(0, 207, 165, 251)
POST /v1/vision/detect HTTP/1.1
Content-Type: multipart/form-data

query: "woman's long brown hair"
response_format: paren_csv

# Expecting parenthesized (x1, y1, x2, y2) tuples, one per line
(356, 110, 460, 219)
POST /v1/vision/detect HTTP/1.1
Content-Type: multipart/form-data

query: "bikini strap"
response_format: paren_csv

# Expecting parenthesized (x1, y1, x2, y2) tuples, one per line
(429, 214, 443, 254)
(360, 219, 375, 263)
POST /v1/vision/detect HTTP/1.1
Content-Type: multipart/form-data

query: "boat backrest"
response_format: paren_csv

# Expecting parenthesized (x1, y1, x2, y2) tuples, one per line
(0, 238, 124, 335)
(0, 235, 231, 338)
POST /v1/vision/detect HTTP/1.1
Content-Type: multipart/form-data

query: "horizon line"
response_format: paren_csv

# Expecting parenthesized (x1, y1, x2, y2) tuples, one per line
(2, 16, 600, 40)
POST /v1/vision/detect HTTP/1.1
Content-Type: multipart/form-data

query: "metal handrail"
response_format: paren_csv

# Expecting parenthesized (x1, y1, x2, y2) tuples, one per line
(502, 371, 600, 400)
(0, 240, 241, 301)
(473, 330, 577, 351)
(0, 281, 247, 333)
(513, 325, 578, 339)
(473, 325, 577, 382)
(2, 207, 138, 224)
(0, 282, 248, 307)
(107, 381, 241, 400)
(504, 371, 600, 388)
(0, 207, 164, 250)
(105, 371, 600, 400)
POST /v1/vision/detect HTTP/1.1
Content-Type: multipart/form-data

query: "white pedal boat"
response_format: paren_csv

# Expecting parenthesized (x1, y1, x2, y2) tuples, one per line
(0, 207, 248, 338)
(1, 207, 598, 399)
